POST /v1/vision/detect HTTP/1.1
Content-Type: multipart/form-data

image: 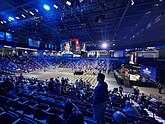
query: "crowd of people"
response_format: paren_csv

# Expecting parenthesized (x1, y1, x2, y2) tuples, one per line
(0, 54, 49, 74)
(0, 55, 164, 124)
(0, 71, 164, 124)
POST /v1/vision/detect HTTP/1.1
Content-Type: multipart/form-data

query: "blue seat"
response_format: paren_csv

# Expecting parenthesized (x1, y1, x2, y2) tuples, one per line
(23, 104, 34, 118)
(84, 117, 97, 124)
(12, 117, 37, 124)
(0, 111, 19, 123)
(44, 111, 60, 124)
(33, 108, 46, 124)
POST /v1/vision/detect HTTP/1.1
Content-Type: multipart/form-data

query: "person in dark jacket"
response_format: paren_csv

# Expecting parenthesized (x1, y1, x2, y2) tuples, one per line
(119, 86, 123, 96)
(93, 73, 108, 124)
(48, 78, 55, 92)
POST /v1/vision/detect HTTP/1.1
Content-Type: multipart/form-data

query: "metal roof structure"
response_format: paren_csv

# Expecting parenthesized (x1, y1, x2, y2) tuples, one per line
(0, 0, 165, 50)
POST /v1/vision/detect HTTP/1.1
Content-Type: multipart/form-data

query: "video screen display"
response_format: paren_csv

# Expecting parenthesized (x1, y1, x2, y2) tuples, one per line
(29, 38, 40, 47)
(29, 38, 34, 46)
(140, 65, 156, 80)
(6, 32, 12, 42)
(60, 39, 80, 56)
(0, 32, 5, 40)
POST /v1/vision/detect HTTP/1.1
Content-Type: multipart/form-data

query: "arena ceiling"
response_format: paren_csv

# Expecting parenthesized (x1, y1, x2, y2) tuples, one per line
(0, 0, 165, 50)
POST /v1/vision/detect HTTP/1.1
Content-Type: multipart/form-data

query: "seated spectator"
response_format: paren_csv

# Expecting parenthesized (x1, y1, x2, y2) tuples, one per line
(123, 94, 130, 103)
(156, 104, 165, 118)
(123, 100, 141, 117)
(67, 110, 84, 124)
(62, 98, 75, 120)
(113, 111, 127, 124)
(1, 77, 14, 92)
(137, 104, 148, 116)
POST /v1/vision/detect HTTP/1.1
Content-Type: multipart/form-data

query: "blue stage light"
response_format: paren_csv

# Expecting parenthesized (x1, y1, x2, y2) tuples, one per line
(43, 4, 50, 11)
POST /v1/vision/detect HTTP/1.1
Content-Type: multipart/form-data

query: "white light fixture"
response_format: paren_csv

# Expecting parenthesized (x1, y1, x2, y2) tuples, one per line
(8, 17, 14, 21)
(15, 17, 20, 19)
(21, 14, 26, 18)
(66, 1, 71, 6)
(53, 4, 58, 9)
(102, 43, 107, 48)
(0, 21, 3, 24)
(29, 11, 34, 16)
(3, 20, 6, 23)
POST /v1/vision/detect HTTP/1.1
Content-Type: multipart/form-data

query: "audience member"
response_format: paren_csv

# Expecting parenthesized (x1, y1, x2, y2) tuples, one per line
(93, 73, 108, 124)
(67, 110, 84, 124)
(48, 78, 55, 92)
(62, 98, 74, 120)
(113, 111, 127, 124)
(119, 86, 123, 95)
(123, 100, 141, 117)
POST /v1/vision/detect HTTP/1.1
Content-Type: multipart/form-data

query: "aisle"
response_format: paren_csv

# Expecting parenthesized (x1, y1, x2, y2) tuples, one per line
(105, 72, 133, 92)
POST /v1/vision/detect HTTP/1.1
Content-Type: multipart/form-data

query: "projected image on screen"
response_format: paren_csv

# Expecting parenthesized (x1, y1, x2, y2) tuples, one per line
(61, 42, 73, 55)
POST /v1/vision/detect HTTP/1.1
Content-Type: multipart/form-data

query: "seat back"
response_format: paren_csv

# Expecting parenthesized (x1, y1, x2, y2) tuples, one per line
(48, 107, 63, 115)
(0, 111, 18, 123)
(12, 117, 37, 124)
(33, 108, 46, 120)
(45, 111, 60, 124)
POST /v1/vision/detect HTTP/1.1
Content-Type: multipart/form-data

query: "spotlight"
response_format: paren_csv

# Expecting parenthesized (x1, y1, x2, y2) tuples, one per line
(102, 43, 107, 48)
(8, 17, 15, 21)
(43, 4, 50, 11)
(29, 11, 34, 16)
(21, 14, 26, 18)
(53, 4, 58, 9)
(66, 1, 71, 6)
(1, 21, 3, 24)
(15, 17, 20, 19)
(3, 20, 6, 23)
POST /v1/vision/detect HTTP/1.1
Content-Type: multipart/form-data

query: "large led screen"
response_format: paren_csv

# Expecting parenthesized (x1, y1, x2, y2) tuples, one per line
(6, 32, 12, 42)
(140, 65, 156, 80)
(0, 32, 5, 40)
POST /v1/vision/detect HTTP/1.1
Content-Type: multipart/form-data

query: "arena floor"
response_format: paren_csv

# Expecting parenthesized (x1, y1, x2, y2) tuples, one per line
(23, 67, 165, 103)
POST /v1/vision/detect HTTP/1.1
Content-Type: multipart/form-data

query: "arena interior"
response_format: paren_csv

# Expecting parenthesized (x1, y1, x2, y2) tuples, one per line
(0, 0, 165, 124)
